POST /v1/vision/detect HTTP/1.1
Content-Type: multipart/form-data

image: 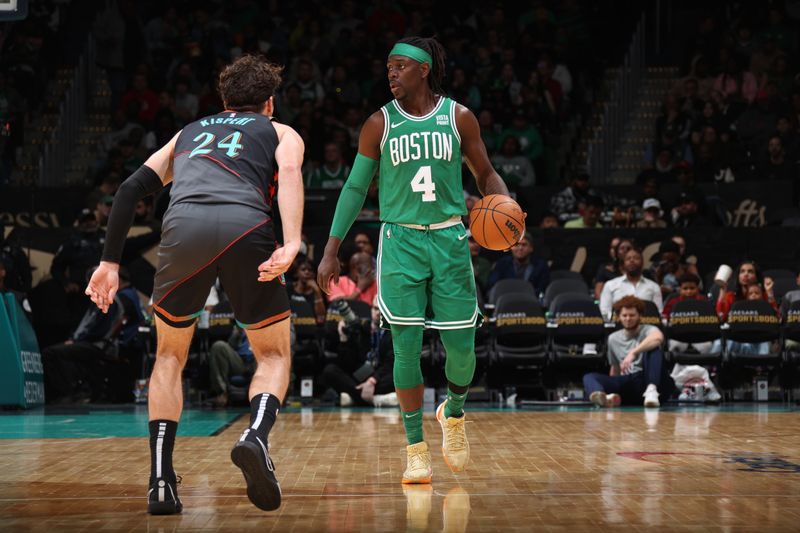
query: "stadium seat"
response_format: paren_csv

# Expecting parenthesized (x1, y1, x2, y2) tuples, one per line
(639, 300, 664, 329)
(487, 278, 536, 305)
(549, 270, 584, 282)
(542, 278, 590, 309)
(548, 298, 606, 366)
(782, 300, 800, 363)
(666, 299, 722, 365)
(548, 292, 593, 313)
(290, 299, 322, 372)
(207, 298, 235, 342)
(725, 299, 781, 364)
(493, 292, 548, 364)
(771, 276, 797, 302)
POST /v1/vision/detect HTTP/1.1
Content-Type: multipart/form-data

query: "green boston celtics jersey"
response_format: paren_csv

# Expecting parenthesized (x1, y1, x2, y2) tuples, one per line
(378, 96, 465, 225)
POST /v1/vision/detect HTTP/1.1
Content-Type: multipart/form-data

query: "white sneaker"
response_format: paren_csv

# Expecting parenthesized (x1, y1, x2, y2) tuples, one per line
(706, 388, 722, 403)
(643, 385, 660, 408)
(340, 392, 353, 407)
(373, 392, 398, 407)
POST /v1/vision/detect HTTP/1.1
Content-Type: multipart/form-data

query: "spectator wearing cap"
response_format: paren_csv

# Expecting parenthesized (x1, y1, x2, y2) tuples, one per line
(487, 231, 550, 295)
(599, 247, 663, 320)
(550, 173, 595, 221)
(670, 192, 710, 227)
(636, 198, 667, 228)
(564, 195, 604, 228)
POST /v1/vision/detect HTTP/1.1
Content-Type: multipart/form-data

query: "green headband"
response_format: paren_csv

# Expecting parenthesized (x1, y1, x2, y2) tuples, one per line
(388, 43, 432, 66)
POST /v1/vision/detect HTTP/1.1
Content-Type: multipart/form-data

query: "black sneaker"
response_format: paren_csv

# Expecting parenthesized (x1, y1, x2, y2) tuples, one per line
(230, 430, 281, 511)
(147, 476, 183, 515)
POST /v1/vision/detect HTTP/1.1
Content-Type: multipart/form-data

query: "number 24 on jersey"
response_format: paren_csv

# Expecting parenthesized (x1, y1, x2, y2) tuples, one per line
(189, 131, 244, 159)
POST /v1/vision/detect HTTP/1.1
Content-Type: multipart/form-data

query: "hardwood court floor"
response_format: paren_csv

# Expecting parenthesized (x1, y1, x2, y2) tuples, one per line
(1, 405, 799, 531)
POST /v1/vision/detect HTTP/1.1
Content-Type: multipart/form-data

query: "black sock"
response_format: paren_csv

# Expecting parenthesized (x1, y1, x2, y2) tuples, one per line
(149, 420, 178, 484)
(247, 393, 280, 442)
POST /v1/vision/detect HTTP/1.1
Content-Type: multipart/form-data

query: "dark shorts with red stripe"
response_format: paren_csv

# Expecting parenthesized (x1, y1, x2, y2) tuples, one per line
(151, 203, 290, 329)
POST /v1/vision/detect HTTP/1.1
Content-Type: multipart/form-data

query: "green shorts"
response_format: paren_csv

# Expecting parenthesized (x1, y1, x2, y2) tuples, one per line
(376, 221, 479, 329)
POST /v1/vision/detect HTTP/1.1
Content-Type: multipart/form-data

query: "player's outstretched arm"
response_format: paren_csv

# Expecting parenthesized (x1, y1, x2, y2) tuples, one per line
(86, 131, 180, 313)
(258, 123, 305, 282)
(454, 104, 510, 197)
(317, 111, 383, 294)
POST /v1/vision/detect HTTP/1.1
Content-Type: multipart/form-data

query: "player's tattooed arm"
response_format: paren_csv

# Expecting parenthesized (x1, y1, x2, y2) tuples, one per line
(454, 104, 509, 197)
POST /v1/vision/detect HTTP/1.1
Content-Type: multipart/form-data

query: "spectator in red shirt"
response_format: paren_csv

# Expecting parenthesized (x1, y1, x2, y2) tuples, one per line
(666, 273, 718, 355)
(715, 260, 778, 321)
(662, 273, 707, 319)
(120, 74, 160, 125)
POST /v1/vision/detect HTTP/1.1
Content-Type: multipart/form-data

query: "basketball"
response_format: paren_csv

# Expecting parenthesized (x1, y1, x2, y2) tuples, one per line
(468, 194, 525, 250)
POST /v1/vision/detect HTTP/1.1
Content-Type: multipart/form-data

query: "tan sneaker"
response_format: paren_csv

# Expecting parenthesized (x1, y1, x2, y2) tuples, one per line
(436, 400, 470, 472)
(403, 484, 432, 531)
(590, 391, 621, 408)
(402, 441, 432, 484)
(590, 390, 607, 407)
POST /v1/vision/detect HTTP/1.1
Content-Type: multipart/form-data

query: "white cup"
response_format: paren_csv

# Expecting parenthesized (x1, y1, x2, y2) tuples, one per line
(714, 264, 733, 287)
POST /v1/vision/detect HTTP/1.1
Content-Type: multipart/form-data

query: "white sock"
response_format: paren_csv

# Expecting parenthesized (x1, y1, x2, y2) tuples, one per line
(645, 384, 658, 393)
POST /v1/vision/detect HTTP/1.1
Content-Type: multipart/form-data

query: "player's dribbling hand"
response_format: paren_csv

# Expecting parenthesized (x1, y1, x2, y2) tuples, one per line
(84, 261, 120, 314)
(316, 253, 340, 295)
(258, 241, 300, 282)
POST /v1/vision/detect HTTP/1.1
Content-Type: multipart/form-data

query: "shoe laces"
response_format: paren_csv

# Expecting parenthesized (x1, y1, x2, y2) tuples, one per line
(175, 475, 182, 485)
(445, 418, 467, 451)
(408, 449, 429, 472)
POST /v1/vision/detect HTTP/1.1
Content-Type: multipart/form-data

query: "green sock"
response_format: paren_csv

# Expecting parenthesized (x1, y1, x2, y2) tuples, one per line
(402, 408, 424, 445)
(445, 389, 468, 418)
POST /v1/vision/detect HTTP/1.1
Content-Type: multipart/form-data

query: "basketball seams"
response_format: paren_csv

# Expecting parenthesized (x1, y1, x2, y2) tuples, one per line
(486, 203, 525, 231)
(489, 208, 515, 248)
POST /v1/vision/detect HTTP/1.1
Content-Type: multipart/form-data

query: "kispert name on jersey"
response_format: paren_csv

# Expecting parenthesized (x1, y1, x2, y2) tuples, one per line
(198, 116, 257, 127)
(379, 97, 466, 225)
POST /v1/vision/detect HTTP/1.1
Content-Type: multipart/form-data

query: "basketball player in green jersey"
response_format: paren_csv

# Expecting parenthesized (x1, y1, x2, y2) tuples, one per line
(318, 37, 513, 484)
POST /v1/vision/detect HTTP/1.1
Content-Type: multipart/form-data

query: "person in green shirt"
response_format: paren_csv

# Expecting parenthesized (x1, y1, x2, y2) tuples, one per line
(500, 112, 543, 162)
(306, 142, 351, 189)
(564, 195, 604, 228)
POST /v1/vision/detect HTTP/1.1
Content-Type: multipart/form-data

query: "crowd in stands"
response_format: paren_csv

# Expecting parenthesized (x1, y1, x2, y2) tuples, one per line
(640, 3, 800, 214)
(2, 2, 800, 405)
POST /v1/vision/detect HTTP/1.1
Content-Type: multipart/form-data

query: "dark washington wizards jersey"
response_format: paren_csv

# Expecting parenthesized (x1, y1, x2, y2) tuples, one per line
(170, 111, 280, 217)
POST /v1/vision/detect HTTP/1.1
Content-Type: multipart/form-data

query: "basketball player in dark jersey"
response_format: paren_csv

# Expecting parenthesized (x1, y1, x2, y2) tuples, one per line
(86, 56, 304, 514)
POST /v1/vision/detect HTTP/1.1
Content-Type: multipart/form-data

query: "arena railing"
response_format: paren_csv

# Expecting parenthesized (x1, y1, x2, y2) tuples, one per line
(587, 12, 646, 185)
(38, 34, 97, 187)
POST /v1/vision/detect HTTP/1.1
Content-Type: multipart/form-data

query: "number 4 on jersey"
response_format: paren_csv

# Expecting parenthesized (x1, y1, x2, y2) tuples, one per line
(410, 165, 436, 202)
